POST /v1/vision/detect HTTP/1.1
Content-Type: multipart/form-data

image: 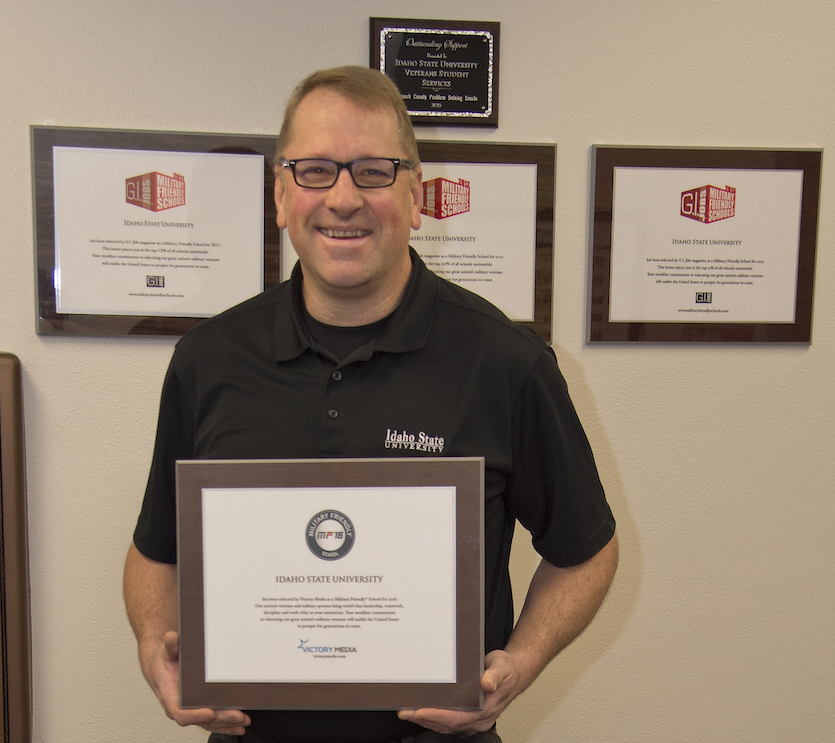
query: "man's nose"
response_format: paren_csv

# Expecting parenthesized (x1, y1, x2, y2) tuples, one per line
(324, 168, 363, 212)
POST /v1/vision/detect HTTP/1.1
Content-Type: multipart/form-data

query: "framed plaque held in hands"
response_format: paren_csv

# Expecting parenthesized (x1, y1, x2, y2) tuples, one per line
(177, 457, 484, 710)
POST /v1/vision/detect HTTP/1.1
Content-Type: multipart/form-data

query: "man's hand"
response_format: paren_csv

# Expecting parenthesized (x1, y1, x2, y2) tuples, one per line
(142, 630, 250, 735)
(124, 544, 250, 735)
(397, 649, 521, 734)
(399, 535, 619, 735)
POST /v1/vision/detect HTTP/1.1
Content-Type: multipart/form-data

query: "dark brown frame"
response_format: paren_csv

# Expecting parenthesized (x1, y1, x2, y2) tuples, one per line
(371, 18, 500, 127)
(418, 141, 555, 341)
(589, 146, 822, 343)
(0, 353, 32, 743)
(31, 126, 280, 337)
(177, 457, 484, 710)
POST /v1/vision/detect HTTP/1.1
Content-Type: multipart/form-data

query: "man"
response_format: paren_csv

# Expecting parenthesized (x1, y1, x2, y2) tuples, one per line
(124, 65, 618, 743)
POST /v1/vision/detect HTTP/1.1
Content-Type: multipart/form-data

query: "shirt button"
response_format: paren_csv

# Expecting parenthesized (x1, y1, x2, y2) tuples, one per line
(332, 371, 342, 381)
(328, 409, 339, 419)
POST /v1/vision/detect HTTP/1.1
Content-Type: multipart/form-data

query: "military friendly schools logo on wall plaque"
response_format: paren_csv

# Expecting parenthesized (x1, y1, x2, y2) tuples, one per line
(680, 184, 736, 224)
(306, 510, 355, 560)
(421, 176, 471, 219)
(125, 171, 186, 212)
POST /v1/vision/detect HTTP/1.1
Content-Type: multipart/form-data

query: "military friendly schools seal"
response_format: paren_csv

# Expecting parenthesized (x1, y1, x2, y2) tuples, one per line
(306, 510, 355, 560)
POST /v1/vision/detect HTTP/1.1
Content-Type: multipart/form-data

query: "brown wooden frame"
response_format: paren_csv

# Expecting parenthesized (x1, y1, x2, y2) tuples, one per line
(0, 353, 31, 743)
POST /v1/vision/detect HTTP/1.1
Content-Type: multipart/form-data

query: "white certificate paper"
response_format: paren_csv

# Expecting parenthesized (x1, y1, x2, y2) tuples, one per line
(52, 147, 265, 317)
(609, 167, 803, 323)
(413, 163, 537, 322)
(280, 162, 538, 322)
(201, 486, 456, 684)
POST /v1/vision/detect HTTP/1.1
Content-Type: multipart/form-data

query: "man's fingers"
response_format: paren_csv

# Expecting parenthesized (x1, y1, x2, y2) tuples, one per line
(212, 709, 251, 727)
(167, 705, 251, 731)
(481, 668, 501, 694)
(162, 631, 179, 660)
(481, 650, 513, 694)
(156, 631, 250, 733)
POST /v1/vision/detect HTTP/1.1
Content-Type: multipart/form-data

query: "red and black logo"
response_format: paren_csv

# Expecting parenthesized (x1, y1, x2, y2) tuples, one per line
(126, 171, 186, 212)
(421, 177, 470, 220)
(681, 184, 735, 224)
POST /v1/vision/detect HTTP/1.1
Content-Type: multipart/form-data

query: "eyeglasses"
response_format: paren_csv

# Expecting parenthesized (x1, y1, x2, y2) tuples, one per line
(279, 158, 414, 189)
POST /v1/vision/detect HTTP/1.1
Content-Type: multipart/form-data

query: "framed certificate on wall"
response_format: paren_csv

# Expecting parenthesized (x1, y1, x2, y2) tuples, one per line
(589, 146, 822, 343)
(32, 126, 280, 336)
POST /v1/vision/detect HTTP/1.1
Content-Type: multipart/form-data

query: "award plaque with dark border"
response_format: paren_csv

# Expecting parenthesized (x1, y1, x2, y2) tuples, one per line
(589, 146, 822, 343)
(371, 18, 499, 127)
(31, 126, 280, 337)
(177, 457, 484, 710)
(416, 141, 554, 341)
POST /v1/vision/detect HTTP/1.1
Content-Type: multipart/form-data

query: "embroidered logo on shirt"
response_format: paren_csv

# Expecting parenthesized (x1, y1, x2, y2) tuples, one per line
(384, 428, 445, 453)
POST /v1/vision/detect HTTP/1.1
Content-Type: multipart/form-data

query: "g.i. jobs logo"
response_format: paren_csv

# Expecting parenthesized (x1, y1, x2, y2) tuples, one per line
(126, 171, 186, 212)
(421, 177, 470, 219)
(680, 184, 736, 224)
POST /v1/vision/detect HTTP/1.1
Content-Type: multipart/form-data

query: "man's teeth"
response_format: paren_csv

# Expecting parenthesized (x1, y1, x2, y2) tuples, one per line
(320, 228, 370, 238)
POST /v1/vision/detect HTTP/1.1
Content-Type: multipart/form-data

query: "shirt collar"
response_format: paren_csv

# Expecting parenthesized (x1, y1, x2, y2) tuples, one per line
(271, 247, 439, 363)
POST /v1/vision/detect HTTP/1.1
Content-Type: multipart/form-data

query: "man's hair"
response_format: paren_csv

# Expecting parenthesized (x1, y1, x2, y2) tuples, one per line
(276, 66, 420, 168)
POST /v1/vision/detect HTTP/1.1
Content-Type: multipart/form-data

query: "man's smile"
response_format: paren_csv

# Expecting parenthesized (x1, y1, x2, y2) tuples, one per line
(318, 228, 372, 239)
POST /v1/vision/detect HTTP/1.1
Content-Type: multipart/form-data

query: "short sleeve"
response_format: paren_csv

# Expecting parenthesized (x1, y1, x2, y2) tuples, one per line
(132, 352, 195, 564)
(507, 347, 615, 567)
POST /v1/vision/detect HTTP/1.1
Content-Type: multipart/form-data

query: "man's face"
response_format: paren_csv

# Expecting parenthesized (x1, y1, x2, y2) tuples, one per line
(275, 88, 422, 313)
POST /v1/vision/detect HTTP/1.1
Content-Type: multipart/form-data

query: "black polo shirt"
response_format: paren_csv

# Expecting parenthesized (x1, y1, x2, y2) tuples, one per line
(134, 250, 614, 743)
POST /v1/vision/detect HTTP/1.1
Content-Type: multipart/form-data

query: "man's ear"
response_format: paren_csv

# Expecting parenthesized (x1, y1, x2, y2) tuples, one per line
(410, 165, 423, 231)
(274, 167, 287, 229)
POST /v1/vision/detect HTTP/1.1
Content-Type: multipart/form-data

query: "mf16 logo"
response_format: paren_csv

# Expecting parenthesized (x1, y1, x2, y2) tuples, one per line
(680, 184, 736, 224)
(126, 171, 186, 212)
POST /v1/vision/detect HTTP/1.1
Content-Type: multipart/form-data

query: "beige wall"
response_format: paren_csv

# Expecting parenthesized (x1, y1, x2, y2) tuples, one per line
(2, 1, 833, 741)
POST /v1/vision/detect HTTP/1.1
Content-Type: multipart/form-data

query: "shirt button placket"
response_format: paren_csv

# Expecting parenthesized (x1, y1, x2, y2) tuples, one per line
(326, 368, 343, 424)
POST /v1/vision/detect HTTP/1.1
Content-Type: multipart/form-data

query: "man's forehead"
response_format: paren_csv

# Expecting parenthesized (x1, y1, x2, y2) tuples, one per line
(284, 89, 402, 153)
(295, 90, 398, 129)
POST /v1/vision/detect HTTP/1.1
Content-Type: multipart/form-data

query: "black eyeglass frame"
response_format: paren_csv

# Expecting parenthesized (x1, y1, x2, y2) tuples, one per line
(279, 158, 414, 189)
